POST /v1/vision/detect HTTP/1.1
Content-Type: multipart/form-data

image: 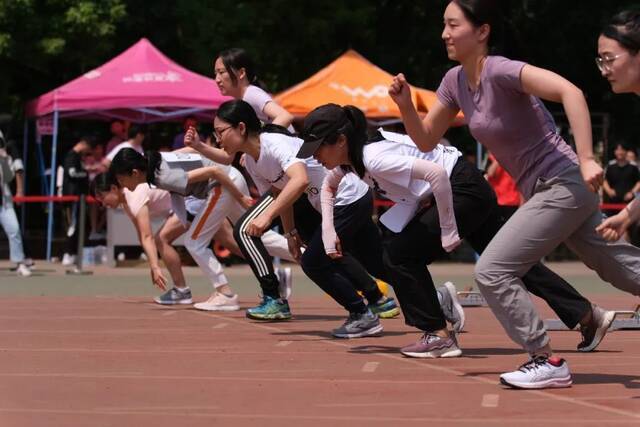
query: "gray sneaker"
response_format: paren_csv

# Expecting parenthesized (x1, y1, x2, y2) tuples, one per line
(154, 287, 193, 305)
(400, 332, 462, 358)
(577, 305, 615, 352)
(332, 310, 383, 338)
(438, 281, 465, 333)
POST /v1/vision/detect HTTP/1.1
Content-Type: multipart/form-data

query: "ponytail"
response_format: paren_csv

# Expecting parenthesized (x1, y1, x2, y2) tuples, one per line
(146, 151, 162, 185)
(217, 100, 296, 138)
(342, 105, 369, 178)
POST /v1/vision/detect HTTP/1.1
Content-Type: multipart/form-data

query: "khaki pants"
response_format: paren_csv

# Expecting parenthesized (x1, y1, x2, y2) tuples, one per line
(475, 166, 640, 353)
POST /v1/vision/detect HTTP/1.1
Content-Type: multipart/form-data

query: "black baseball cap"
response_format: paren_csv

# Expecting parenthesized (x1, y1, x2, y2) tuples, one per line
(297, 104, 348, 159)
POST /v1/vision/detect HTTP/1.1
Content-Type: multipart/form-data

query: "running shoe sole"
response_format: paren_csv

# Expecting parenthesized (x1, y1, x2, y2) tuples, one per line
(153, 298, 193, 305)
(245, 312, 292, 321)
(443, 281, 465, 333)
(332, 323, 384, 339)
(401, 348, 462, 358)
(500, 375, 572, 389)
(193, 303, 240, 311)
(578, 309, 615, 352)
(376, 307, 401, 319)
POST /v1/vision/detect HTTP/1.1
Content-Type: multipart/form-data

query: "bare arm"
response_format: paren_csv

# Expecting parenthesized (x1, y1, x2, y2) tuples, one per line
(262, 101, 295, 128)
(243, 163, 309, 237)
(320, 168, 345, 256)
(132, 204, 167, 290)
(520, 64, 602, 192)
(261, 163, 309, 224)
(183, 127, 233, 165)
(388, 73, 458, 152)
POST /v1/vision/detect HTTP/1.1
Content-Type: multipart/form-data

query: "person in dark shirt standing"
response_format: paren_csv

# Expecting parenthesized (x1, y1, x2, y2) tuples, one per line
(603, 143, 640, 205)
(61, 137, 94, 266)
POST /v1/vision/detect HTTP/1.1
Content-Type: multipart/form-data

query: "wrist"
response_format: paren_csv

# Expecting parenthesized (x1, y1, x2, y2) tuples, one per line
(283, 228, 298, 239)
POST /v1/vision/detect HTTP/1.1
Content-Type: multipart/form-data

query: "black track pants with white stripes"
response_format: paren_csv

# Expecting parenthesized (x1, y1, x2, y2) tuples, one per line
(233, 192, 282, 299)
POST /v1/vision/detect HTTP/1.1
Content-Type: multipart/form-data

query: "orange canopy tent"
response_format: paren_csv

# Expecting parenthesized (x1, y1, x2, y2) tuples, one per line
(275, 49, 463, 124)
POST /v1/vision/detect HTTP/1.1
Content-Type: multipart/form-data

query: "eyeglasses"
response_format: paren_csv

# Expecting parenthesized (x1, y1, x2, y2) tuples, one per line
(595, 53, 625, 73)
(213, 125, 233, 141)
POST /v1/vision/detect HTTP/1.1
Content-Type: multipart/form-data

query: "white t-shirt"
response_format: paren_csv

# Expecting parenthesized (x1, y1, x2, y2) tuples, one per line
(122, 183, 172, 220)
(243, 85, 294, 132)
(362, 130, 461, 205)
(106, 140, 144, 161)
(244, 132, 368, 211)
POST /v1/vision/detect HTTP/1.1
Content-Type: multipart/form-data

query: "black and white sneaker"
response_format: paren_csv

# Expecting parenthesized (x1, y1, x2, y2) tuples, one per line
(332, 310, 383, 338)
(577, 305, 615, 352)
(154, 287, 193, 305)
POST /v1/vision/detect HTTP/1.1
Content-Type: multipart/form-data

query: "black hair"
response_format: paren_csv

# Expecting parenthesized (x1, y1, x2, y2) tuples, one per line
(128, 124, 147, 140)
(602, 10, 640, 54)
(310, 104, 369, 178)
(216, 100, 294, 138)
(451, 0, 506, 54)
(218, 48, 264, 88)
(614, 141, 632, 152)
(109, 147, 160, 185)
(90, 171, 117, 197)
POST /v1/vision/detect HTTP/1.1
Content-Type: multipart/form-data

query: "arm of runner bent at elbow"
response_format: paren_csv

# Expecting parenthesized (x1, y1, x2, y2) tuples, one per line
(263, 101, 294, 128)
(520, 64, 593, 161)
(260, 162, 309, 224)
(520, 64, 602, 192)
(390, 73, 457, 152)
(192, 144, 234, 165)
(411, 158, 461, 252)
(320, 168, 345, 255)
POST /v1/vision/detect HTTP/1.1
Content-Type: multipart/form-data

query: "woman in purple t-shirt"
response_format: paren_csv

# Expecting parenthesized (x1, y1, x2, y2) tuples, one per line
(390, 0, 640, 390)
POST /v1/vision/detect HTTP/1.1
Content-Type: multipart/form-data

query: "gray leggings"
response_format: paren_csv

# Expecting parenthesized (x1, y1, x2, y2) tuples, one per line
(475, 166, 640, 353)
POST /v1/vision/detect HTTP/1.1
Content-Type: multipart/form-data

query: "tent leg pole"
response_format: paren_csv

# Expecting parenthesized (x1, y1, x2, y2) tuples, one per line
(46, 111, 59, 261)
(21, 119, 28, 234)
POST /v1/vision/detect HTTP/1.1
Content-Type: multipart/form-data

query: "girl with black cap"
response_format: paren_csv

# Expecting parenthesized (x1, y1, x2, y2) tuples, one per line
(302, 103, 617, 366)
(208, 99, 401, 337)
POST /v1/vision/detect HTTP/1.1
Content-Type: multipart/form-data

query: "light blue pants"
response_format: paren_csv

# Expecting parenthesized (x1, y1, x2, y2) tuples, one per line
(0, 203, 25, 263)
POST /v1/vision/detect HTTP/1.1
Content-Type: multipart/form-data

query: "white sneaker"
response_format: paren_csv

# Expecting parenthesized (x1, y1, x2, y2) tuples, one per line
(500, 355, 572, 389)
(61, 253, 76, 266)
(16, 264, 32, 277)
(276, 267, 293, 300)
(194, 293, 240, 311)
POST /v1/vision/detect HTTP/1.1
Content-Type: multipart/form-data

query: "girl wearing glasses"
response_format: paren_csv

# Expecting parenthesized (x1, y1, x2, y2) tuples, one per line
(109, 148, 294, 311)
(207, 99, 403, 337)
(389, 0, 640, 389)
(596, 11, 640, 240)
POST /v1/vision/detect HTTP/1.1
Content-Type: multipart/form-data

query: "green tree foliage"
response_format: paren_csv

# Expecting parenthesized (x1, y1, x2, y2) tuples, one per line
(1, 0, 639, 147)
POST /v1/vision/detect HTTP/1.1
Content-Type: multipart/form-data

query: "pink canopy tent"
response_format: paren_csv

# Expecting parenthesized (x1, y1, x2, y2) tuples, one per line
(24, 38, 228, 259)
(26, 37, 228, 122)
